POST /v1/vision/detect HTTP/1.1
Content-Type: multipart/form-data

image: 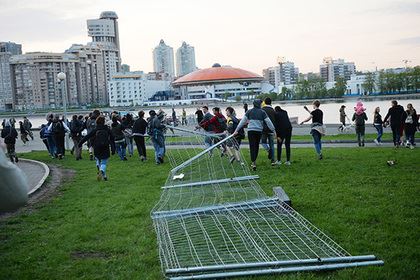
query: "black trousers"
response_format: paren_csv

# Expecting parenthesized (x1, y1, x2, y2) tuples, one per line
(277, 129, 292, 162)
(248, 131, 262, 163)
(133, 136, 146, 157)
(54, 135, 65, 156)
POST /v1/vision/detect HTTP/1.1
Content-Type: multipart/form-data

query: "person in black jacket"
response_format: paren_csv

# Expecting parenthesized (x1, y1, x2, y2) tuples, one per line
(1, 119, 19, 163)
(274, 106, 292, 165)
(373, 107, 383, 145)
(383, 100, 405, 147)
(79, 116, 115, 181)
(70, 115, 84, 160)
(403, 103, 418, 148)
(262, 97, 276, 165)
(111, 116, 127, 161)
(133, 111, 148, 161)
(352, 110, 368, 147)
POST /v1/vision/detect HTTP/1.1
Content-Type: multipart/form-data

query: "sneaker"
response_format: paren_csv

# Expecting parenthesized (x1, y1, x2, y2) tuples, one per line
(271, 161, 280, 166)
(410, 144, 415, 150)
(251, 164, 256, 171)
(285, 161, 291, 165)
(319, 154, 323, 160)
(123, 157, 128, 161)
(15, 156, 19, 163)
(374, 139, 379, 145)
(90, 154, 94, 161)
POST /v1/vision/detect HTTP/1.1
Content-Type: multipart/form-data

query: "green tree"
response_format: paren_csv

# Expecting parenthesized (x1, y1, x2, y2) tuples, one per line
(333, 77, 347, 97)
(362, 72, 376, 94)
(223, 92, 231, 101)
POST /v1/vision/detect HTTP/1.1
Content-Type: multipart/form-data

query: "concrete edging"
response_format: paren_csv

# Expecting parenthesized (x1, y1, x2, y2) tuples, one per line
(19, 158, 50, 195)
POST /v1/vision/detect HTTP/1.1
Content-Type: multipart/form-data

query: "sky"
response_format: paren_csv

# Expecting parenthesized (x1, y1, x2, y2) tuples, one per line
(0, 0, 419, 74)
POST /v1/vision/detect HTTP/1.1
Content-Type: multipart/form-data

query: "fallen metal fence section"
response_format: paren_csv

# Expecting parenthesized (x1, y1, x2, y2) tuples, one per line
(151, 126, 383, 279)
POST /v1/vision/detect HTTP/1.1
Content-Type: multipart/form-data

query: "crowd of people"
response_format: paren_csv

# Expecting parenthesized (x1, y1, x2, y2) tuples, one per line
(337, 100, 418, 148)
(0, 98, 418, 179)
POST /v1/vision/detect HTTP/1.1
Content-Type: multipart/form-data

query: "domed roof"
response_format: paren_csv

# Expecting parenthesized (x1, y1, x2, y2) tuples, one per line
(173, 65, 263, 85)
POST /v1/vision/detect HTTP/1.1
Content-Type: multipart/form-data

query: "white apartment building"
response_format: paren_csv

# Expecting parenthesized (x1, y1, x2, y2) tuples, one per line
(87, 11, 121, 82)
(153, 40, 175, 78)
(9, 53, 79, 110)
(65, 44, 107, 106)
(108, 72, 171, 107)
(320, 57, 356, 82)
(263, 62, 299, 88)
(176, 41, 196, 77)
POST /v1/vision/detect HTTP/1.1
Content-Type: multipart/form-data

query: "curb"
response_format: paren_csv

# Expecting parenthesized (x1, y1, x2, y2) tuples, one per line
(19, 158, 50, 195)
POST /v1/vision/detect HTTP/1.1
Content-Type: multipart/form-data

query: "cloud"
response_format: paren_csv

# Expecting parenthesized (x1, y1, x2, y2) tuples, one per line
(391, 36, 420, 46)
(364, 1, 420, 14)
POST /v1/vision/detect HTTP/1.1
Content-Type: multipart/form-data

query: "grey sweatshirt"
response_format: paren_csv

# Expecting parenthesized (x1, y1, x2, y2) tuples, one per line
(235, 100, 275, 133)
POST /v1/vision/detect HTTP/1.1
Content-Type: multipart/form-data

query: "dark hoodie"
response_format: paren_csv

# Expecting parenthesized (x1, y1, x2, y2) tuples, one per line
(236, 99, 275, 133)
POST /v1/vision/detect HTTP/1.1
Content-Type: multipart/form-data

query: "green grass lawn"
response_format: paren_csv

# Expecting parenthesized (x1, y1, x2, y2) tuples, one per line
(0, 147, 419, 280)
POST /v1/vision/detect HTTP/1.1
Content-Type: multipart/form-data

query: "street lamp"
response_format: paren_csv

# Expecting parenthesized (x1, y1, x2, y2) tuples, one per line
(57, 72, 68, 149)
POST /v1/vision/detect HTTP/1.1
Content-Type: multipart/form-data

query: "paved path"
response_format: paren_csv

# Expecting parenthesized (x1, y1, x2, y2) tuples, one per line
(16, 159, 49, 194)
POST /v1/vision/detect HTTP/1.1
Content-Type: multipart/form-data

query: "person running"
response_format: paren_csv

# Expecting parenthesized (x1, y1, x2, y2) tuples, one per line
(70, 115, 84, 160)
(111, 116, 127, 161)
(403, 103, 418, 149)
(78, 116, 115, 181)
(225, 107, 244, 164)
(339, 105, 347, 132)
(18, 121, 30, 145)
(234, 99, 275, 171)
(243, 103, 248, 113)
(45, 113, 56, 158)
(373, 107, 383, 145)
(274, 106, 292, 165)
(1, 119, 19, 163)
(383, 100, 405, 147)
(86, 110, 100, 160)
(352, 103, 368, 147)
(23, 116, 33, 140)
(261, 97, 276, 165)
(300, 100, 325, 160)
(133, 110, 148, 161)
(199, 107, 228, 155)
(197, 106, 214, 148)
(48, 115, 70, 159)
(148, 110, 166, 164)
(195, 108, 204, 124)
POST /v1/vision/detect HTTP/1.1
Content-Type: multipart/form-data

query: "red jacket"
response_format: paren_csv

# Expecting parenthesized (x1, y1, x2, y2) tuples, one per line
(200, 112, 226, 133)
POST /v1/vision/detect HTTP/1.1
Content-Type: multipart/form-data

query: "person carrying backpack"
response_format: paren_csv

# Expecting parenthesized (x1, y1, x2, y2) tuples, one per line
(86, 110, 100, 160)
(78, 116, 115, 181)
(148, 110, 166, 164)
(1, 119, 19, 163)
(70, 115, 84, 160)
(48, 115, 70, 159)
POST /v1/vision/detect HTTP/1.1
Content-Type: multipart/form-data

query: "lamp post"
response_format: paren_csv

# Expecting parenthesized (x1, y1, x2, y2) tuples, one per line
(57, 72, 68, 149)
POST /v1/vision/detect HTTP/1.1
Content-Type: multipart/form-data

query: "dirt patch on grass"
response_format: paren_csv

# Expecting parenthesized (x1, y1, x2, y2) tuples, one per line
(0, 165, 75, 221)
(70, 251, 111, 259)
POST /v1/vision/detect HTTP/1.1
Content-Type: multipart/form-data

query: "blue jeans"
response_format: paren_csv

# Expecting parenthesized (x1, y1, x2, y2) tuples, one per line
(95, 157, 108, 177)
(46, 136, 56, 156)
(374, 124, 383, 142)
(125, 136, 133, 156)
(115, 141, 126, 160)
(261, 133, 275, 161)
(152, 132, 165, 163)
(311, 130, 322, 155)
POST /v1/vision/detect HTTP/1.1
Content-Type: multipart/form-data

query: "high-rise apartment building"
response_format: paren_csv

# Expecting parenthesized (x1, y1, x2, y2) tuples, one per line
(9, 53, 79, 110)
(153, 39, 175, 78)
(65, 44, 107, 105)
(176, 41, 196, 77)
(87, 11, 121, 82)
(320, 57, 356, 82)
(0, 42, 22, 55)
(0, 41, 22, 110)
(263, 61, 299, 87)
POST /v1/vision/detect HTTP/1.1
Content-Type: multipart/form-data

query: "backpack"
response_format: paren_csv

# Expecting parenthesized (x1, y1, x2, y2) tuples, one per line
(70, 120, 83, 135)
(216, 115, 227, 131)
(52, 121, 65, 135)
(355, 114, 365, 126)
(147, 118, 154, 136)
(95, 129, 110, 147)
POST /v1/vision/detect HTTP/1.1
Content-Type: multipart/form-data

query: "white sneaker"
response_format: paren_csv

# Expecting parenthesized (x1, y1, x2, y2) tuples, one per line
(285, 161, 291, 165)
(373, 139, 379, 145)
(410, 144, 415, 150)
(273, 161, 282, 166)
